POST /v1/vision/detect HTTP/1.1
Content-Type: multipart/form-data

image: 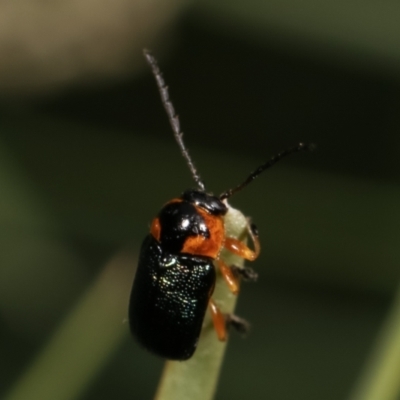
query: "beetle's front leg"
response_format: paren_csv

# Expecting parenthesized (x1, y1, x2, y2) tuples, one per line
(223, 221, 260, 261)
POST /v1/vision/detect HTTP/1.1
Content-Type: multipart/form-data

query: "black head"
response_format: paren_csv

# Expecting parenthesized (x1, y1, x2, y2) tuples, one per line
(181, 190, 228, 216)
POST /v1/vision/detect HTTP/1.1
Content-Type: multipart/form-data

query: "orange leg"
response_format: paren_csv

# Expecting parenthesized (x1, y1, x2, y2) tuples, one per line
(209, 298, 227, 341)
(216, 259, 240, 295)
(224, 220, 260, 261)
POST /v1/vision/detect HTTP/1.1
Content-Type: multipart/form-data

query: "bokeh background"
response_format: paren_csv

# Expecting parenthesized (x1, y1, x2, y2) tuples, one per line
(1, 1, 400, 399)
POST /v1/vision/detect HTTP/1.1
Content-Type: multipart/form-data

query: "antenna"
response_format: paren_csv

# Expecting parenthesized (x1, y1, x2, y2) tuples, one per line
(143, 49, 206, 192)
(220, 142, 315, 200)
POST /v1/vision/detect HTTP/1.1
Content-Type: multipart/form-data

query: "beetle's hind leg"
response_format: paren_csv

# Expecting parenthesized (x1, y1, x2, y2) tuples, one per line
(209, 299, 250, 341)
(209, 298, 227, 341)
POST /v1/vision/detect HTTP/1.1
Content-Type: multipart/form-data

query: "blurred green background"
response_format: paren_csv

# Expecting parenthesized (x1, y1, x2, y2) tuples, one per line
(1, 1, 400, 399)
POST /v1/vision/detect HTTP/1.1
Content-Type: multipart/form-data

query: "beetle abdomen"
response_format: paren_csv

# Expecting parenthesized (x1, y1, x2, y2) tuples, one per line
(129, 235, 216, 360)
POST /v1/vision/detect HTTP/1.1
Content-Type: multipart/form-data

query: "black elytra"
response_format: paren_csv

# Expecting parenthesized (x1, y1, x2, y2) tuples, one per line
(128, 50, 314, 361)
(130, 237, 215, 360)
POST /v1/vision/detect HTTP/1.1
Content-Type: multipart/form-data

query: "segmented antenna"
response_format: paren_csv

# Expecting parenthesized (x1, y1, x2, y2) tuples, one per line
(143, 49, 206, 192)
(220, 142, 315, 200)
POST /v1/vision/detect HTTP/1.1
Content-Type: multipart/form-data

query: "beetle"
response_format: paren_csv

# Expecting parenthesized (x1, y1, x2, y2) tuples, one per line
(129, 50, 314, 360)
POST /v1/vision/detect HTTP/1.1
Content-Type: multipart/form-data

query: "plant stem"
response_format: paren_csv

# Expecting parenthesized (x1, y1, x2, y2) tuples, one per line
(348, 283, 400, 400)
(155, 203, 250, 400)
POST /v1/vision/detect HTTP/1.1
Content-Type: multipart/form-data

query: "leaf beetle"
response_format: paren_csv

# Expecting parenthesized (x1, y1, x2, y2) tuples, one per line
(129, 50, 314, 360)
